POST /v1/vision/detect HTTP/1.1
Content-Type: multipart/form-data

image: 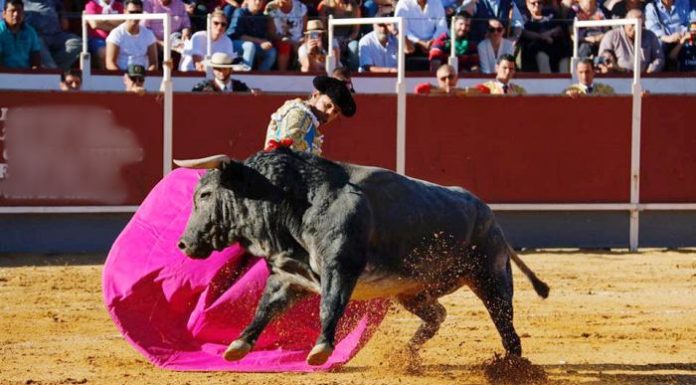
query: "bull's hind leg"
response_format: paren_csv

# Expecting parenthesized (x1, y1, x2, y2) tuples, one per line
(397, 294, 447, 371)
(471, 259, 521, 356)
(224, 273, 307, 361)
(399, 294, 447, 352)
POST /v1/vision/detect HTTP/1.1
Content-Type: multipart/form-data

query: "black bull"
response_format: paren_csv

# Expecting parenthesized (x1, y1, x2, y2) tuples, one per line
(177, 149, 549, 366)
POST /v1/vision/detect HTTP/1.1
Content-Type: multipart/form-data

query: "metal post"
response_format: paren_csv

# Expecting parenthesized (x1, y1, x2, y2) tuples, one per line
(163, 14, 173, 176)
(629, 18, 642, 251)
(80, 12, 91, 89)
(326, 15, 336, 75)
(571, 17, 578, 81)
(396, 17, 406, 175)
(447, 18, 458, 73)
(206, 13, 213, 79)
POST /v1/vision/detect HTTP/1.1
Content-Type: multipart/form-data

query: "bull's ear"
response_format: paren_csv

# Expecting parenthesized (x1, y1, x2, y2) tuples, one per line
(173, 154, 230, 169)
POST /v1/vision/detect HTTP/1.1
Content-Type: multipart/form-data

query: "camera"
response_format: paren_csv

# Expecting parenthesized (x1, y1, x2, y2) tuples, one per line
(308, 31, 320, 40)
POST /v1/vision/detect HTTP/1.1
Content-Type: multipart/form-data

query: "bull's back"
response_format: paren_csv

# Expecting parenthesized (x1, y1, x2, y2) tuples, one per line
(345, 165, 489, 274)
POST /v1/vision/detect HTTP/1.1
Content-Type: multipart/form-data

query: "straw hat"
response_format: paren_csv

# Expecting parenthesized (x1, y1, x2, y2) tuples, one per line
(304, 19, 325, 34)
(204, 52, 246, 70)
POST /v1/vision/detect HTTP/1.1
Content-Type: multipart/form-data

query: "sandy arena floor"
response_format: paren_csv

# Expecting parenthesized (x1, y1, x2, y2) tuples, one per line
(0, 250, 694, 385)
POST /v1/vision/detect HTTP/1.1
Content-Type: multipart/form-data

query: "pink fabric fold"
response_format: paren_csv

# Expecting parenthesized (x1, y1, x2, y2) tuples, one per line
(103, 167, 389, 371)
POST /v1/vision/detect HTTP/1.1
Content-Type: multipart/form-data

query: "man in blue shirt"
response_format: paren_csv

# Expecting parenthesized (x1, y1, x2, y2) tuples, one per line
(227, 0, 276, 70)
(645, 0, 692, 44)
(0, 0, 41, 69)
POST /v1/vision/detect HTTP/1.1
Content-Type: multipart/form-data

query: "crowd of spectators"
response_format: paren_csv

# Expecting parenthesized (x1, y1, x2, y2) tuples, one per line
(2, 0, 696, 73)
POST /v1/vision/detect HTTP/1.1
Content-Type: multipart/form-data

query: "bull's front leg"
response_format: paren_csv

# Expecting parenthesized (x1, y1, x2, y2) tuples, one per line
(307, 253, 363, 366)
(224, 273, 307, 361)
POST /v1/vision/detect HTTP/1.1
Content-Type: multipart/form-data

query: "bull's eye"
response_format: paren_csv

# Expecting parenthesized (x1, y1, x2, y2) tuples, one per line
(199, 191, 212, 199)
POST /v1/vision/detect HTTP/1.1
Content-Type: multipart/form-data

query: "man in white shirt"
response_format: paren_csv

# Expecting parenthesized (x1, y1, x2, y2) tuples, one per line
(105, 0, 158, 70)
(394, 0, 447, 55)
(179, 9, 235, 72)
(358, 22, 414, 72)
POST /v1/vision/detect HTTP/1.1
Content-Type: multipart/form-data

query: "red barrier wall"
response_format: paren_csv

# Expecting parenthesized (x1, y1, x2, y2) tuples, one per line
(0, 91, 163, 206)
(1, 91, 695, 206)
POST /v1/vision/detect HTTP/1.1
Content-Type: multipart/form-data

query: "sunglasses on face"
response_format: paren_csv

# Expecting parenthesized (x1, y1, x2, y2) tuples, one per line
(488, 26, 504, 32)
(129, 76, 144, 84)
(213, 21, 228, 27)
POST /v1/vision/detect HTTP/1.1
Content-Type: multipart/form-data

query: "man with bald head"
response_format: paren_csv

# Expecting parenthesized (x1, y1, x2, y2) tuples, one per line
(598, 9, 664, 72)
(414, 64, 471, 94)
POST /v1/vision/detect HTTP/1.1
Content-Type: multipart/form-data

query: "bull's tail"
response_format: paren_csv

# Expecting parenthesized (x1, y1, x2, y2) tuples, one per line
(508, 246, 550, 299)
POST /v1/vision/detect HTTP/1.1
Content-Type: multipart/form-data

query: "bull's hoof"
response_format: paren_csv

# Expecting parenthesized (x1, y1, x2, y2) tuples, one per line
(307, 343, 334, 366)
(223, 340, 252, 361)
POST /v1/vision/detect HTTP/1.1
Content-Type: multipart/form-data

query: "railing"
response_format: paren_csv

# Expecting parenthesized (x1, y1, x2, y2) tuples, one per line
(81, 12, 174, 179)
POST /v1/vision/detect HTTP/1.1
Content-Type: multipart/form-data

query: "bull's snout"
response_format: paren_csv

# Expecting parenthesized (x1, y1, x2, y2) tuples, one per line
(178, 237, 212, 259)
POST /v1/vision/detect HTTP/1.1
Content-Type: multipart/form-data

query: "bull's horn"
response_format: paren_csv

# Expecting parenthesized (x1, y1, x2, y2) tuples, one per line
(173, 154, 230, 169)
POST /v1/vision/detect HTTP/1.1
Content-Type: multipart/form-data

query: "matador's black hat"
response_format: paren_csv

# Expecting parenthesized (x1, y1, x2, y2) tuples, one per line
(313, 75, 356, 117)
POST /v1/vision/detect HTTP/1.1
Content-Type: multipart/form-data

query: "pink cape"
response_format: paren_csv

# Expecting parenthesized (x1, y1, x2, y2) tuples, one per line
(103, 168, 389, 372)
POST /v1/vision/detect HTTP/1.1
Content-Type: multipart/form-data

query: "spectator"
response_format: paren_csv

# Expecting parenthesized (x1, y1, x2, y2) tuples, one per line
(569, 0, 607, 58)
(594, 48, 626, 72)
(429, 10, 479, 72)
(362, 0, 394, 18)
(186, 0, 218, 32)
(394, 0, 447, 56)
(179, 8, 235, 71)
(297, 19, 339, 72)
(265, 0, 308, 70)
(106, 0, 158, 71)
(645, 0, 691, 43)
(22, 0, 82, 70)
(192, 51, 255, 91)
(645, 0, 691, 68)
(228, 0, 277, 71)
(520, 0, 570, 72)
(143, 0, 192, 51)
(459, 0, 525, 43)
(598, 9, 664, 72)
(318, 0, 361, 70)
(358, 20, 412, 72)
(0, 0, 41, 69)
(84, 0, 124, 69)
(564, 58, 615, 96)
(475, 53, 526, 94)
(59, 68, 81, 90)
(606, 0, 645, 19)
(669, 20, 696, 70)
(124, 63, 146, 93)
(477, 18, 515, 73)
(414, 63, 473, 94)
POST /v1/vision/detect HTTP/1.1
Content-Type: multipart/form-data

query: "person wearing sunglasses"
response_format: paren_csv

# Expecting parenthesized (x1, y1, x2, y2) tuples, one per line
(477, 18, 515, 73)
(459, 0, 524, 44)
(519, 0, 570, 73)
(415, 63, 469, 94)
(179, 8, 237, 71)
(105, 0, 158, 71)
